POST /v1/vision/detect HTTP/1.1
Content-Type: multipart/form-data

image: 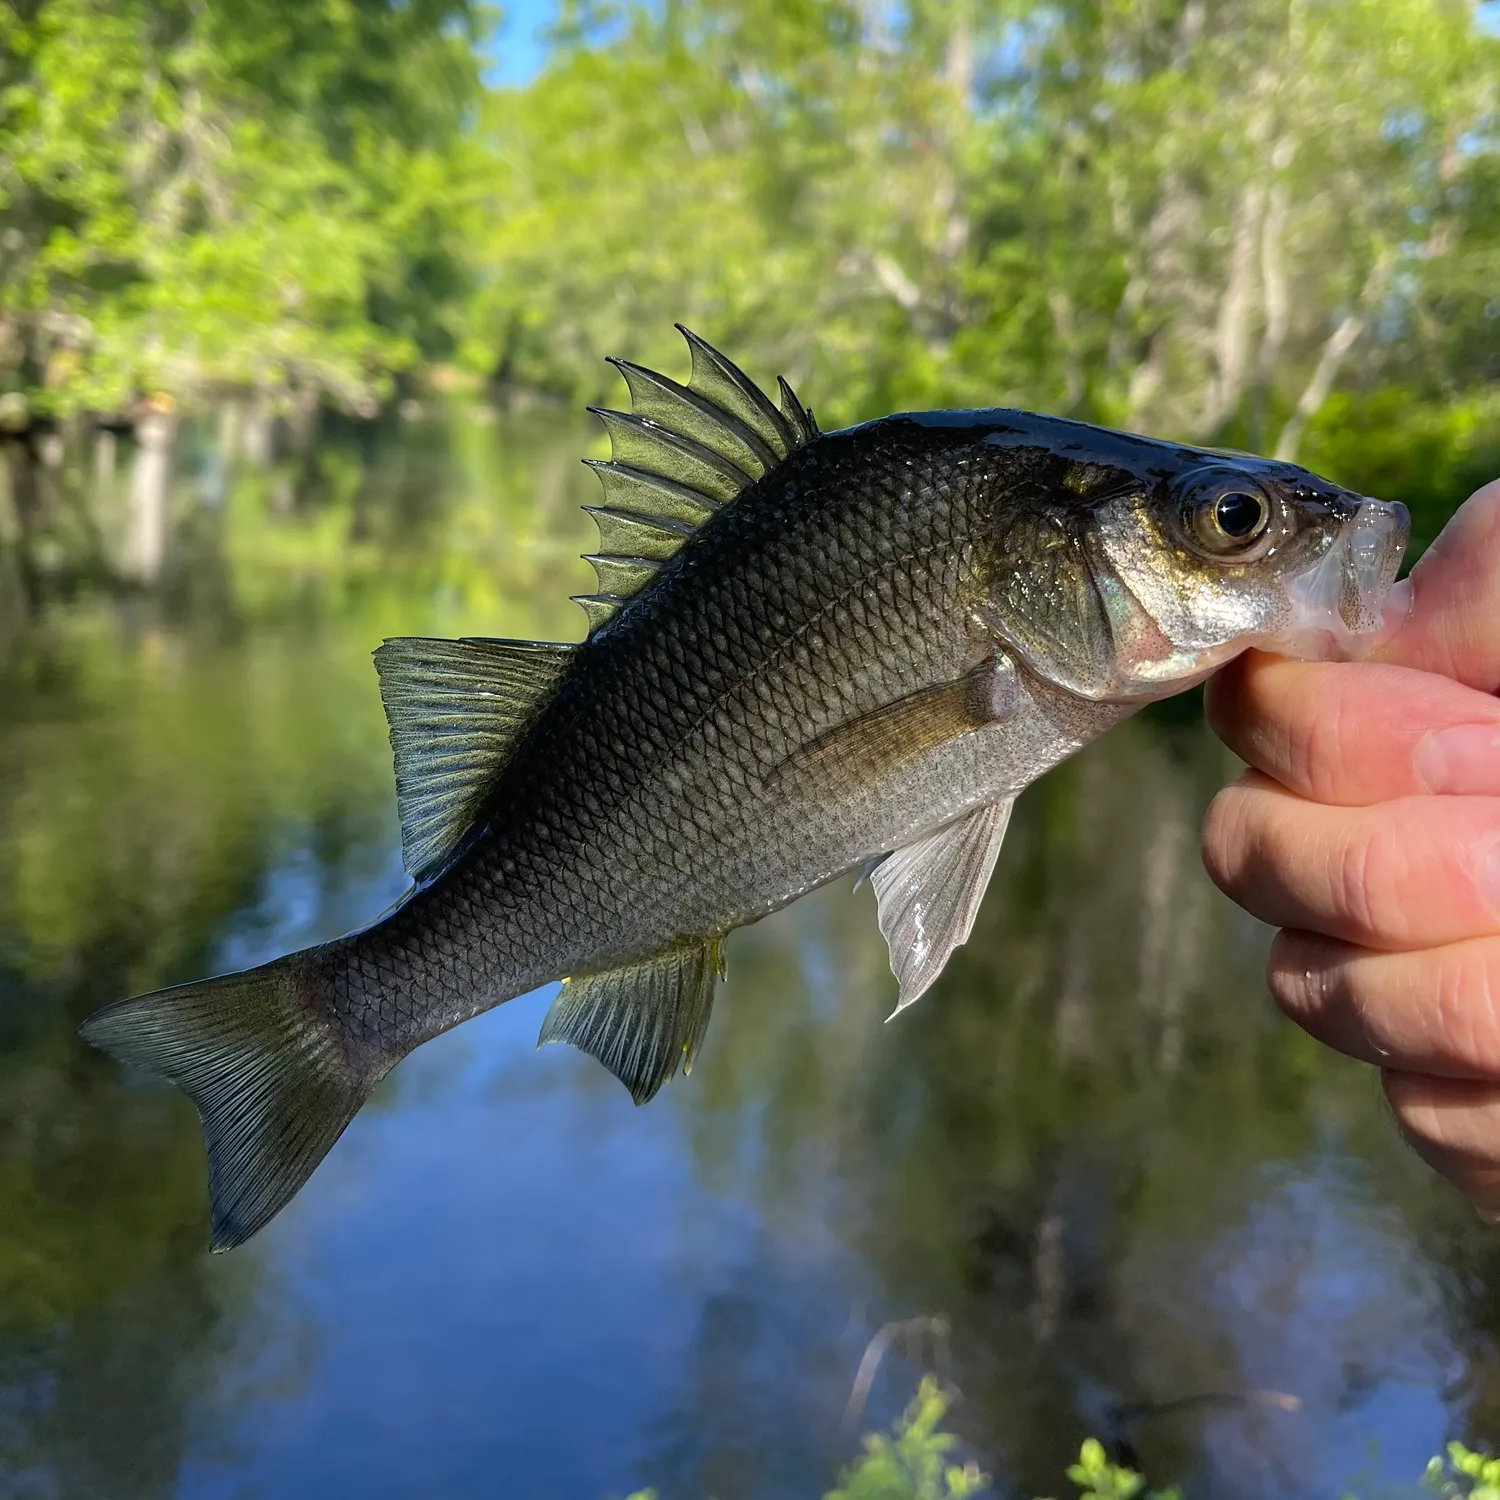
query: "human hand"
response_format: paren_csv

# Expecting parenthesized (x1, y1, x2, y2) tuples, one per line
(1202, 479, 1500, 1216)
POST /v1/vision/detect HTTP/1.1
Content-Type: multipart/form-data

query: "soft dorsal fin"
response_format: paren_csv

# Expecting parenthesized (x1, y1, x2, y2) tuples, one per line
(374, 636, 578, 882)
(576, 326, 818, 635)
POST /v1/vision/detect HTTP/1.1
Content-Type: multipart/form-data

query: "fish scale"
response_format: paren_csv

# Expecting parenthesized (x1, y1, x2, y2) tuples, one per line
(80, 329, 1409, 1249)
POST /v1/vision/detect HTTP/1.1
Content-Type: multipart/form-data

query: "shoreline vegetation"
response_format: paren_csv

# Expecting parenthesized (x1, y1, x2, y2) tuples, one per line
(623, 1373, 1500, 1499)
(2, 0, 1499, 598)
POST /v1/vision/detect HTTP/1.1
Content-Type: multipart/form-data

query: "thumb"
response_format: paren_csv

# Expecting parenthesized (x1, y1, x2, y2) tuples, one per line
(1375, 479, 1500, 692)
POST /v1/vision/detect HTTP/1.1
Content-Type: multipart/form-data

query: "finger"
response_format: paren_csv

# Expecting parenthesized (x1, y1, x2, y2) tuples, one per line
(1202, 775, 1500, 949)
(1375, 479, 1500, 690)
(1205, 653, 1500, 805)
(1267, 929, 1500, 1081)
(1382, 1069, 1500, 1213)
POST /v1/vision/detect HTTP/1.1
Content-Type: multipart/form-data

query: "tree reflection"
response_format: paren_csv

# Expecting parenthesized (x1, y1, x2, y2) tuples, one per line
(3, 409, 1497, 1497)
(0, 407, 594, 1495)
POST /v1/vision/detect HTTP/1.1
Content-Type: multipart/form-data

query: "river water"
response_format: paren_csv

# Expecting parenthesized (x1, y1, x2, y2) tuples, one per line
(0, 408, 1496, 1499)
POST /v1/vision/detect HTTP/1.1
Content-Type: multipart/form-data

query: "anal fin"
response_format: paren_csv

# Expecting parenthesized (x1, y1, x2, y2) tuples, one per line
(871, 798, 1015, 1017)
(538, 939, 725, 1104)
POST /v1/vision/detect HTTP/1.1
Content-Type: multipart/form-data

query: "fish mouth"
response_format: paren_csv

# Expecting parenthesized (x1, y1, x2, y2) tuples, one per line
(1270, 498, 1411, 661)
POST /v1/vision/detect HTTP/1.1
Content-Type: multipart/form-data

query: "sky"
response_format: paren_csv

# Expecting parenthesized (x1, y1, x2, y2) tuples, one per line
(485, 0, 1500, 78)
(484, 0, 556, 86)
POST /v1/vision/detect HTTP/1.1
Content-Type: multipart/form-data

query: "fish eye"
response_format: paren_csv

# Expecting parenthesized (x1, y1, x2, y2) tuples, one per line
(1180, 475, 1274, 559)
(1212, 491, 1267, 540)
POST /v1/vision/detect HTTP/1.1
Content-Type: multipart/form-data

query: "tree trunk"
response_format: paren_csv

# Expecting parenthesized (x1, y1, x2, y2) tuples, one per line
(217, 398, 243, 471)
(1202, 181, 1266, 435)
(3, 436, 43, 612)
(1273, 255, 1390, 462)
(243, 393, 274, 470)
(122, 411, 176, 584)
(94, 427, 117, 494)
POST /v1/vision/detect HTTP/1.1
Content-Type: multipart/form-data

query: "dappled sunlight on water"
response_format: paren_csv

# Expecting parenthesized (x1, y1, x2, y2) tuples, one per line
(2, 409, 1498, 1499)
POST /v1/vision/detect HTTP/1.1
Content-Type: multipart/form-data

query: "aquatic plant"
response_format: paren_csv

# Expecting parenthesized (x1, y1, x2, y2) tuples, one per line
(623, 1380, 1500, 1500)
(825, 1378, 988, 1500)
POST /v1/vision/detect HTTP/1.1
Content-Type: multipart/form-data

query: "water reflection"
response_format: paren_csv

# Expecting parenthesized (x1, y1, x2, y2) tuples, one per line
(1, 408, 1497, 1499)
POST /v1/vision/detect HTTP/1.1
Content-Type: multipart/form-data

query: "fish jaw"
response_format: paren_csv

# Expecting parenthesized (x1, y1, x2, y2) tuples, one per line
(1262, 497, 1410, 661)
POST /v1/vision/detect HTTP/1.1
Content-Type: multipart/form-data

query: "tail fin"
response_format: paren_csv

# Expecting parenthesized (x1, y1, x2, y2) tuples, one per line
(79, 956, 368, 1252)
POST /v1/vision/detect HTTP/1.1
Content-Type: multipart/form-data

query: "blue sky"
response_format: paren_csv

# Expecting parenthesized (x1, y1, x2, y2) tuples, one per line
(483, 0, 557, 86)
(487, 0, 1500, 79)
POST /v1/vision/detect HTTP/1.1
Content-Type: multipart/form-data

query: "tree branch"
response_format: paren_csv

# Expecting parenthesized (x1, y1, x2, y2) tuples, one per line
(1273, 252, 1391, 462)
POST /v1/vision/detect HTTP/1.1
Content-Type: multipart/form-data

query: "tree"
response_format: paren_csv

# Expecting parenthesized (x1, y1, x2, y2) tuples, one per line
(0, 0, 485, 424)
(470, 0, 1498, 472)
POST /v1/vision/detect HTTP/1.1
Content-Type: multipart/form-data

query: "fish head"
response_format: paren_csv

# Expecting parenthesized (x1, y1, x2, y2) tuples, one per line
(978, 426, 1409, 702)
(1090, 454, 1410, 697)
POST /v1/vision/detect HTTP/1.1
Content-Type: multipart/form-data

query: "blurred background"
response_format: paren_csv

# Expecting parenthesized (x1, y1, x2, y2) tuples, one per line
(3, 2, 1500, 1497)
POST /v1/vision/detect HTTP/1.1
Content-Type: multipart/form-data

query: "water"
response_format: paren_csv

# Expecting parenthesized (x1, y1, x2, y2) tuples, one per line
(1, 409, 1497, 1500)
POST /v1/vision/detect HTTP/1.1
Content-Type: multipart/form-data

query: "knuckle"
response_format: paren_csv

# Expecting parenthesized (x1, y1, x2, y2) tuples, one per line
(1434, 945, 1500, 1075)
(1301, 687, 1352, 801)
(1329, 816, 1407, 942)
(1201, 785, 1253, 893)
(1383, 1072, 1454, 1153)
(1265, 930, 1323, 1019)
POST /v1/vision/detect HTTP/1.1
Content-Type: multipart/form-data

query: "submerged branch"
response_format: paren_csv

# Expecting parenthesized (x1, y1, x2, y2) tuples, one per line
(842, 1315, 953, 1433)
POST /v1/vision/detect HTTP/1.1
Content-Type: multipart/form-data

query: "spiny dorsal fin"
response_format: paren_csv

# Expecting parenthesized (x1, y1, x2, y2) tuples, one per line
(576, 327, 818, 635)
(538, 938, 725, 1104)
(374, 636, 578, 882)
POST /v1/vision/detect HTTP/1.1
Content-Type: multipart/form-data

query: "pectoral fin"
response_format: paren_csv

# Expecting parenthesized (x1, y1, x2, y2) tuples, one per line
(871, 798, 1015, 1016)
(780, 656, 1021, 787)
(538, 939, 725, 1104)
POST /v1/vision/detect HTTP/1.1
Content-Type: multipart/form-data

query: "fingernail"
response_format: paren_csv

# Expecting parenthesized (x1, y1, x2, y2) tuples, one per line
(1477, 1203, 1500, 1226)
(1417, 723, 1500, 795)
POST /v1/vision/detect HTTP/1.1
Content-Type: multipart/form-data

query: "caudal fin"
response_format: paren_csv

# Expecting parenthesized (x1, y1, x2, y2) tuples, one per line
(79, 957, 368, 1252)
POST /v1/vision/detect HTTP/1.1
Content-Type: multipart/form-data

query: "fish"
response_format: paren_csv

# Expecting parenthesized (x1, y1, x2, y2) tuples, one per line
(79, 327, 1410, 1250)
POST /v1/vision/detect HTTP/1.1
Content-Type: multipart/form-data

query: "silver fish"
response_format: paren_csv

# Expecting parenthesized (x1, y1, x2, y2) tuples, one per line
(81, 328, 1409, 1249)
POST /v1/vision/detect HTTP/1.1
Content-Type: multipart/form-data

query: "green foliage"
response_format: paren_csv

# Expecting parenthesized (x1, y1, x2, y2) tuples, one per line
(625, 1397, 1498, 1500)
(0, 0, 485, 419)
(3, 0, 1500, 527)
(1301, 387, 1500, 557)
(825, 1379, 988, 1500)
(1048, 1438, 1179, 1500)
(1426, 1443, 1500, 1500)
(469, 0, 1500, 494)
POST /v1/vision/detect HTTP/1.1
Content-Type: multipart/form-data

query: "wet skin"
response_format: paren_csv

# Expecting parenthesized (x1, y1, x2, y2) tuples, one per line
(1202, 478, 1500, 1216)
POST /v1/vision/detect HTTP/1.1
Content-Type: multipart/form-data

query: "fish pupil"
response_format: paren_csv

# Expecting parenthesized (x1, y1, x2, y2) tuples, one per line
(1215, 491, 1264, 538)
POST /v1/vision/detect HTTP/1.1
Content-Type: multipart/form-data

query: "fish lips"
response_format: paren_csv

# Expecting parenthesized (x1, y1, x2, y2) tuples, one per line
(1270, 497, 1410, 661)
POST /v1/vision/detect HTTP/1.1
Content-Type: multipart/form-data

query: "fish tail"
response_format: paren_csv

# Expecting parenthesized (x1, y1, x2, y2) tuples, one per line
(79, 953, 368, 1253)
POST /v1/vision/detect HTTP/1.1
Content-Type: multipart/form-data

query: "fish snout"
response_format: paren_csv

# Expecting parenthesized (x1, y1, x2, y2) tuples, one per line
(1338, 498, 1410, 634)
(1274, 495, 1411, 660)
